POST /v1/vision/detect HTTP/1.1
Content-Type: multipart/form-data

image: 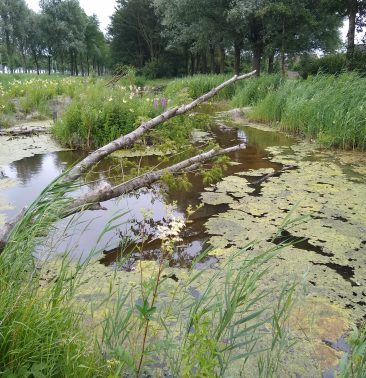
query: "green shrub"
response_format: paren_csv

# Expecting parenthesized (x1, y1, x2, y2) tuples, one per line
(54, 82, 158, 149)
(297, 53, 346, 78)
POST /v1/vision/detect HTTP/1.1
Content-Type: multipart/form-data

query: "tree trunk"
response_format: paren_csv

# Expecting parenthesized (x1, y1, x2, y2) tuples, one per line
(87, 55, 90, 76)
(219, 47, 225, 74)
(281, 21, 286, 76)
(234, 42, 241, 75)
(70, 51, 74, 76)
(33, 51, 40, 75)
(252, 45, 262, 76)
(268, 53, 274, 74)
(190, 52, 194, 76)
(81, 54, 85, 76)
(201, 51, 207, 74)
(48, 56, 52, 75)
(75, 53, 79, 76)
(209, 45, 215, 73)
(184, 46, 189, 75)
(346, 0, 357, 71)
(281, 51, 286, 76)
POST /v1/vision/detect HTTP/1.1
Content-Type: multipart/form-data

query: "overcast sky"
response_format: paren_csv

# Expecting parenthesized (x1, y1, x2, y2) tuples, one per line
(25, 0, 117, 33)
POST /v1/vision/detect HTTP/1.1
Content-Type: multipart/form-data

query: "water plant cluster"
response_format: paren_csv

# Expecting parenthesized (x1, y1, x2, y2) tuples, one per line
(0, 179, 297, 377)
(233, 73, 366, 150)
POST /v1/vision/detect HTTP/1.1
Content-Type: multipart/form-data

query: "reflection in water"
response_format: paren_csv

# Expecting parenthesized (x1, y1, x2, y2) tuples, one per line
(0, 116, 295, 266)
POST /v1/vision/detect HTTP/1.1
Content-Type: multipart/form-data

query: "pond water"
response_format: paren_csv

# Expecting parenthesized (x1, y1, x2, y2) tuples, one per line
(0, 113, 294, 269)
(1, 105, 366, 375)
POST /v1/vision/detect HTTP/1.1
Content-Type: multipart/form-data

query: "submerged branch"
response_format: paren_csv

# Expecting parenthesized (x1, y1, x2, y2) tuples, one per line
(65, 144, 246, 216)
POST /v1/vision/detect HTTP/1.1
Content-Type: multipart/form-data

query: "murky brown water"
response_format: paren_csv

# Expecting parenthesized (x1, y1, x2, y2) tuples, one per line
(0, 111, 294, 269)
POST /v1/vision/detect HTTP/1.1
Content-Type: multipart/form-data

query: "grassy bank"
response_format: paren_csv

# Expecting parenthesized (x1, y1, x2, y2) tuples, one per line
(5, 72, 366, 151)
(239, 73, 366, 151)
(0, 176, 299, 376)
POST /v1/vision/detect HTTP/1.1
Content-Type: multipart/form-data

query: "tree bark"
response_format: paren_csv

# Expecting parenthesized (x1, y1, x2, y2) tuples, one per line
(65, 145, 246, 216)
(281, 21, 286, 76)
(234, 42, 241, 75)
(209, 45, 215, 73)
(201, 51, 207, 74)
(252, 45, 262, 77)
(268, 53, 274, 74)
(346, 0, 358, 71)
(75, 53, 79, 76)
(48, 56, 52, 75)
(219, 47, 225, 74)
(87, 55, 90, 76)
(190, 52, 194, 76)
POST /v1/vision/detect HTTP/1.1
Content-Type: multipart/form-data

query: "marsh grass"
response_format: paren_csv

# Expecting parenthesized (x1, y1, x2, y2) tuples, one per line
(0, 169, 302, 377)
(231, 75, 283, 107)
(0, 75, 88, 126)
(0, 178, 105, 377)
(164, 74, 237, 101)
(250, 73, 366, 150)
(339, 324, 366, 378)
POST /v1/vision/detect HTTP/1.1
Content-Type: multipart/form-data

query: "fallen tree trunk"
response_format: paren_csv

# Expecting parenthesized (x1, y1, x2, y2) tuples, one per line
(0, 71, 256, 252)
(63, 71, 256, 183)
(65, 144, 246, 216)
(0, 126, 51, 137)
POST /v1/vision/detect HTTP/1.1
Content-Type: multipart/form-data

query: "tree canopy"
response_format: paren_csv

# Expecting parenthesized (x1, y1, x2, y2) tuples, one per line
(108, 0, 348, 77)
(0, 0, 109, 75)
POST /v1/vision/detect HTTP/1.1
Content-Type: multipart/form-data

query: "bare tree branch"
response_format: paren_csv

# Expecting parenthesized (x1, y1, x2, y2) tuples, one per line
(63, 71, 256, 183)
(0, 71, 256, 252)
(65, 144, 246, 216)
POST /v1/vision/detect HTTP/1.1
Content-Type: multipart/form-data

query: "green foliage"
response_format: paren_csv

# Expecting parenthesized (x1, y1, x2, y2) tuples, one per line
(297, 53, 347, 77)
(250, 73, 366, 150)
(298, 51, 366, 78)
(339, 324, 366, 378)
(0, 179, 103, 377)
(53, 82, 154, 149)
(231, 74, 284, 106)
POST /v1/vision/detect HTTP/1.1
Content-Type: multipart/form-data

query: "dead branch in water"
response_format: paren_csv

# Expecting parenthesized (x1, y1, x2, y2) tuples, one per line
(0, 71, 256, 252)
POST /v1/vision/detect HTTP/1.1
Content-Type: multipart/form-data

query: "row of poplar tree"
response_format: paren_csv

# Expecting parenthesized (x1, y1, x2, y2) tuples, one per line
(0, 0, 108, 75)
(1, 0, 365, 77)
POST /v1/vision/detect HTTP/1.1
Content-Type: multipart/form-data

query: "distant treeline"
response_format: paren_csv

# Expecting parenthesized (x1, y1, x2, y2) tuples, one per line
(0, 0, 109, 76)
(109, 0, 366, 78)
(1, 0, 365, 78)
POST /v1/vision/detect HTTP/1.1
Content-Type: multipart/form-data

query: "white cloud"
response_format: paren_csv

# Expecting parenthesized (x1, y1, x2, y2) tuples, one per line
(25, 0, 117, 33)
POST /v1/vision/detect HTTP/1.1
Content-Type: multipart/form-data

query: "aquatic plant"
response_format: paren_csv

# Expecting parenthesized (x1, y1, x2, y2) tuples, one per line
(164, 74, 236, 101)
(339, 324, 366, 378)
(250, 73, 366, 150)
(231, 74, 283, 107)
